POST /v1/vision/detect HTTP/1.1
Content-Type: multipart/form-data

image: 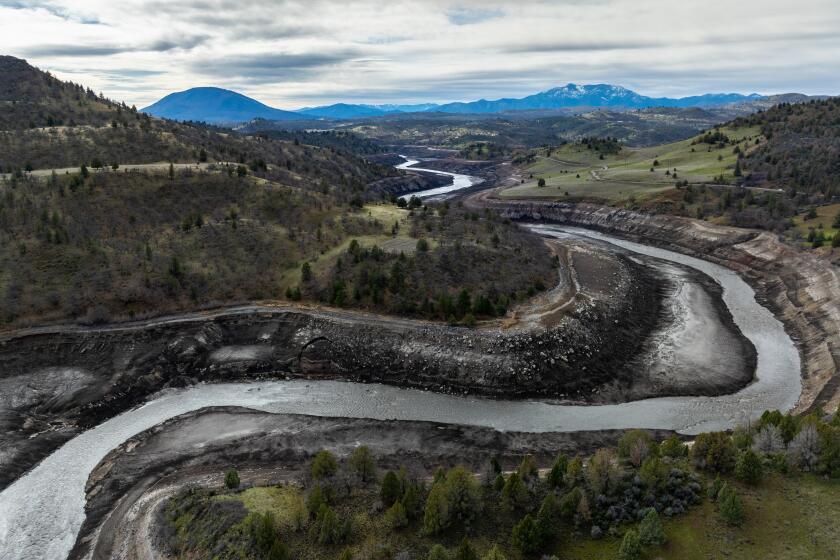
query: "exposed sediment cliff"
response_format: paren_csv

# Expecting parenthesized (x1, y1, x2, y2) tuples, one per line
(473, 197, 840, 413)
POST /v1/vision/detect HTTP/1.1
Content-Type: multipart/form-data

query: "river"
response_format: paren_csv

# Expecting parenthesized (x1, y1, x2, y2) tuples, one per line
(395, 155, 484, 199)
(0, 225, 801, 560)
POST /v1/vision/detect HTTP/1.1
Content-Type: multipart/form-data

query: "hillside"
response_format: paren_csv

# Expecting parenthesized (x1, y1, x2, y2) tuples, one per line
(141, 87, 303, 124)
(0, 55, 125, 130)
(734, 97, 840, 196)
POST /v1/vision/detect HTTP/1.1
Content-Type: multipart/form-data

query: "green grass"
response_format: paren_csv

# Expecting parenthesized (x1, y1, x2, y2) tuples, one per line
(502, 125, 763, 203)
(564, 474, 840, 560)
(792, 203, 840, 243)
(206, 473, 840, 560)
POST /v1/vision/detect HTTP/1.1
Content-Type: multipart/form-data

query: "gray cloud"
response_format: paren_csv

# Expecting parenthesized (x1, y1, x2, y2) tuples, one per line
(191, 50, 362, 83)
(0, 0, 101, 23)
(503, 39, 663, 54)
(23, 34, 210, 57)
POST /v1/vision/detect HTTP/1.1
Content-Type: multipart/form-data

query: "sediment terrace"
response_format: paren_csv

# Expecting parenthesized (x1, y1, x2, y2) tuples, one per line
(472, 194, 839, 413)
(0, 229, 756, 491)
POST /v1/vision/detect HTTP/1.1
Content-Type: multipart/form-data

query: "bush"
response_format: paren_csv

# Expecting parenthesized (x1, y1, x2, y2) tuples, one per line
(311, 450, 338, 480)
(660, 435, 688, 458)
(638, 509, 666, 546)
(735, 449, 764, 485)
(482, 544, 506, 560)
(619, 430, 654, 467)
(224, 468, 240, 489)
(427, 544, 449, 560)
(618, 528, 642, 560)
(692, 432, 737, 473)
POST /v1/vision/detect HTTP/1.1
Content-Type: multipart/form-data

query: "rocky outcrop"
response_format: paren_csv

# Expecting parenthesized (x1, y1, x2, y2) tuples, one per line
(475, 198, 840, 413)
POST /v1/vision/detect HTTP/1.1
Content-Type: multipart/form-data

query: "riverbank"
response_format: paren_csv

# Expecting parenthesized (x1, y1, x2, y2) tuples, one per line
(72, 407, 678, 560)
(0, 237, 671, 490)
(470, 193, 837, 413)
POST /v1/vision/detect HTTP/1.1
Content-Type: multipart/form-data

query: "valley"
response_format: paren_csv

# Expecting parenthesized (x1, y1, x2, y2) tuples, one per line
(0, 15, 839, 559)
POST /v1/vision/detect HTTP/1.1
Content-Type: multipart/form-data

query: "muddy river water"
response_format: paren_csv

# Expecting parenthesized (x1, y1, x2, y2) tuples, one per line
(0, 218, 801, 559)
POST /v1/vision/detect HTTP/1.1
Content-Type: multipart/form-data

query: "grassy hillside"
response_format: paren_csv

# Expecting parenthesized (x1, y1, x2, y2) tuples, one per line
(164, 408, 840, 560)
(502, 125, 761, 201)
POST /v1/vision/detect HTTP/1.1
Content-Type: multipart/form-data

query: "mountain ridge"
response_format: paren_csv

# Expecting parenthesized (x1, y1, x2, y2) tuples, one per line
(142, 84, 780, 124)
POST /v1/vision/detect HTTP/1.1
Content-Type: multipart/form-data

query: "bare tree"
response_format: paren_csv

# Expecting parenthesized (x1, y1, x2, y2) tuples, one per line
(787, 424, 820, 471)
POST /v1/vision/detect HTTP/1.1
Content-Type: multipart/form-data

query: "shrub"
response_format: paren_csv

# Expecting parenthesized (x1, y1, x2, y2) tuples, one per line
(788, 423, 821, 471)
(735, 449, 764, 485)
(618, 528, 642, 560)
(692, 432, 737, 473)
(427, 544, 449, 560)
(267, 539, 290, 560)
(587, 448, 619, 495)
(659, 435, 687, 458)
(753, 424, 784, 454)
(638, 509, 666, 546)
(311, 450, 338, 479)
(619, 430, 654, 466)
(482, 544, 506, 560)
(224, 468, 240, 489)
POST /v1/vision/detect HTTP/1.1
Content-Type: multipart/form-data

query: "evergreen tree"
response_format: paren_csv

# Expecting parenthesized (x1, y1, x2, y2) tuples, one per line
(482, 545, 506, 560)
(311, 450, 338, 479)
(453, 538, 478, 560)
(385, 501, 408, 529)
(501, 471, 529, 510)
(347, 445, 376, 483)
(423, 482, 450, 535)
(618, 529, 642, 560)
(511, 514, 542, 554)
(381, 471, 402, 506)
(546, 453, 568, 489)
(735, 448, 764, 485)
(638, 509, 666, 546)
(718, 484, 745, 526)
(427, 544, 449, 560)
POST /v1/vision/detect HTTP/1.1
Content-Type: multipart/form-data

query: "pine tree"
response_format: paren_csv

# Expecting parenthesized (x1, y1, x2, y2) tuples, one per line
(380, 471, 401, 506)
(618, 528, 642, 560)
(718, 484, 745, 526)
(638, 509, 666, 546)
(735, 448, 764, 485)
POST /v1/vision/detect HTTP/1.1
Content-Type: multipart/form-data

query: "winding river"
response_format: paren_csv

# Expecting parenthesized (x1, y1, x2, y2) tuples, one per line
(395, 155, 484, 199)
(0, 212, 801, 558)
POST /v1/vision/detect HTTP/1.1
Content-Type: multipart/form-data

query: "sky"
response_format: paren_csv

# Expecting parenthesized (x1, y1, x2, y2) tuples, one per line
(1, 0, 839, 110)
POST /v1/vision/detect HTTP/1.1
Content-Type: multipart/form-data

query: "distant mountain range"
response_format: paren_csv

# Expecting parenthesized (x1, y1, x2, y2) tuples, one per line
(142, 84, 782, 124)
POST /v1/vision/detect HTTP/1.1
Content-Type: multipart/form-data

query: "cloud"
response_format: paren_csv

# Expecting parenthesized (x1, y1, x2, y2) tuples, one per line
(0, 0, 101, 23)
(446, 6, 504, 25)
(503, 39, 663, 54)
(22, 34, 210, 57)
(191, 50, 362, 82)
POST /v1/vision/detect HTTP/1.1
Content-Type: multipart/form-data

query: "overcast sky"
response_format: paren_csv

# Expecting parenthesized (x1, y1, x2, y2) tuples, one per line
(2, 0, 838, 109)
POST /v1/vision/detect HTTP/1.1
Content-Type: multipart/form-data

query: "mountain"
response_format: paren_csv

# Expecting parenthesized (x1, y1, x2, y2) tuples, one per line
(434, 84, 765, 114)
(296, 103, 392, 119)
(141, 87, 303, 124)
